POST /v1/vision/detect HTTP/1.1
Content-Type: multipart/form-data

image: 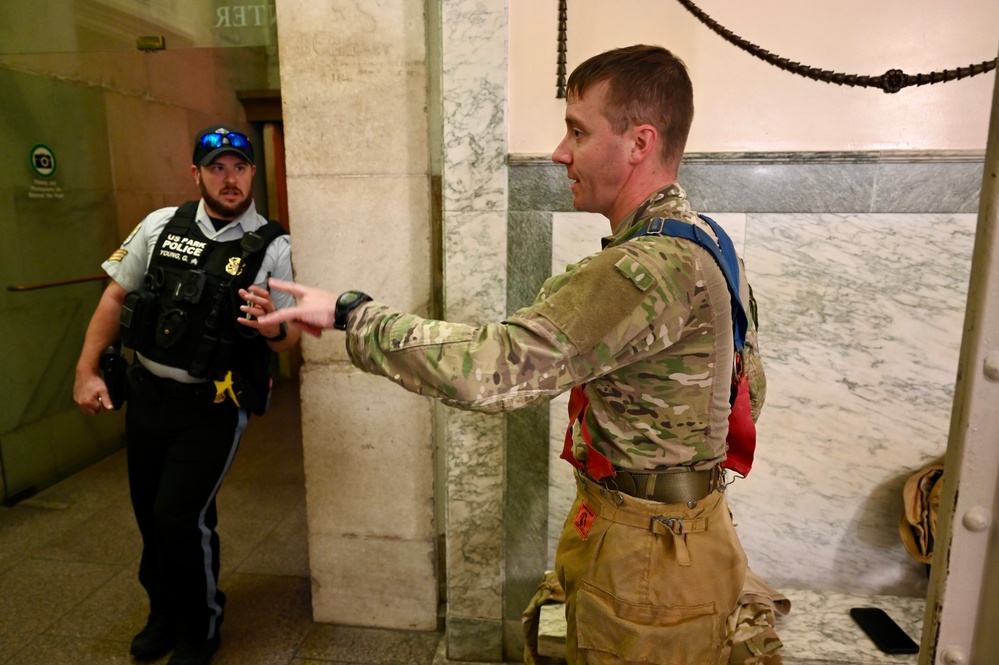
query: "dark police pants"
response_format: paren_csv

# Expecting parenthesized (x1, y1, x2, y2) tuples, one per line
(125, 383, 247, 642)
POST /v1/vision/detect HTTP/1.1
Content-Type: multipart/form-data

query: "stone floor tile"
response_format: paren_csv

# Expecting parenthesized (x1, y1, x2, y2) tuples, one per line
(296, 624, 442, 664)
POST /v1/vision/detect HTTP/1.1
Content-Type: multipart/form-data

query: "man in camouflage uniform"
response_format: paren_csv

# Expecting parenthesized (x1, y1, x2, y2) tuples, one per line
(258, 45, 767, 664)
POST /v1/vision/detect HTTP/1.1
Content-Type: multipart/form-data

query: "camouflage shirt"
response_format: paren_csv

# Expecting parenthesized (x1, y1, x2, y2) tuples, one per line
(347, 184, 765, 471)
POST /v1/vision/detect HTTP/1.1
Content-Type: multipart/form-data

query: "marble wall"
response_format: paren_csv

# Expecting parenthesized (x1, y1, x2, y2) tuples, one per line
(504, 154, 983, 656)
(439, 0, 509, 660)
(731, 210, 973, 595)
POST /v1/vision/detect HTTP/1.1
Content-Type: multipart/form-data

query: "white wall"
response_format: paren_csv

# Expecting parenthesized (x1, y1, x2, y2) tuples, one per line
(510, 0, 998, 153)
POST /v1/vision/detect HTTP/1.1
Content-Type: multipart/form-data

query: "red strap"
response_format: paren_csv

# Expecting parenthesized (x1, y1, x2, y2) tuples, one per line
(561, 385, 616, 481)
(722, 372, 756, 477)
(560, 386, 586, 471)
(565, 371, 756, 480)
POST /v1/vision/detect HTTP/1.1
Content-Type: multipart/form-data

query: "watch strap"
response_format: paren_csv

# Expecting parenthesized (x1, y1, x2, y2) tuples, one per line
(334, 291, 373, 330)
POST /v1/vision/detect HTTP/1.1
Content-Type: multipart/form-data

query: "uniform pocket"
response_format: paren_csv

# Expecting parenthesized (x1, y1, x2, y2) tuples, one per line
(575, 581, 722, 665)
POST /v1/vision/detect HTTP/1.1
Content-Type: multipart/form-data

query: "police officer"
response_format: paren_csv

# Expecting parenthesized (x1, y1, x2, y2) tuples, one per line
(74, 125, 299, 665)
(257, 45, 767, 665)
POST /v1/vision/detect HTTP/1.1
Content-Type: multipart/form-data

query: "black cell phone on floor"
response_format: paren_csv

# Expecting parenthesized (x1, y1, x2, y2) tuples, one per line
(850, 607, 919, 654)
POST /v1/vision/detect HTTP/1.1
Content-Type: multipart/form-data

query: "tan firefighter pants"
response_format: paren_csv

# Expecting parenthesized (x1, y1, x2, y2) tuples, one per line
(555, 472, 748, 665)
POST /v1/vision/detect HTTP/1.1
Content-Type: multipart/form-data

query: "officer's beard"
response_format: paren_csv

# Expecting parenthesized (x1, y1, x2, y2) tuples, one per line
(199, 180, 254, 220)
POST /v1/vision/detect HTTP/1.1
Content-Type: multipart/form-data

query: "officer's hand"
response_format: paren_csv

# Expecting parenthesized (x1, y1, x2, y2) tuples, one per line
(256, 278, 337, 337)
(74, 370, 112, 415)
(238, 285, 284, 338)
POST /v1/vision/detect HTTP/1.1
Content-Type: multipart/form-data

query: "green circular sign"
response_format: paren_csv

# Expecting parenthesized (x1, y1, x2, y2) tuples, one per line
(30, 144, 56, 178)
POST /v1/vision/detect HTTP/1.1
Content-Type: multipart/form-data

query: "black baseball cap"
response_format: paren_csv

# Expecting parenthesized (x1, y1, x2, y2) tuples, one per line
(193, 125, 254, 166)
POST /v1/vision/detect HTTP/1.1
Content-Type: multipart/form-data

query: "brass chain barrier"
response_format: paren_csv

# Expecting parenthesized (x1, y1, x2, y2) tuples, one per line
(676, 0, 996, 93)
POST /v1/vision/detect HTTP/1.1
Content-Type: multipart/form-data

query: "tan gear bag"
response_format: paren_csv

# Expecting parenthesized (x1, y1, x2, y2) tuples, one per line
(899, 462, 944, 564)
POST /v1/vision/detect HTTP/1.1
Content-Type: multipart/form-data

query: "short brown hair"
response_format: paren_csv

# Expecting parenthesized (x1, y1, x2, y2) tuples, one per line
(567, 45, 694, 173)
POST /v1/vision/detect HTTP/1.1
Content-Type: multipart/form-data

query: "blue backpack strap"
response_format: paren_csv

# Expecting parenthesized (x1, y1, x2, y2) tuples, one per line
(634, 215, 748, 352)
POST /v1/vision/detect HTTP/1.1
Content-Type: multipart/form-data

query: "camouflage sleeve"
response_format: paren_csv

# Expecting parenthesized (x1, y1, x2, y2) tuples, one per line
(345, 303, 581, 413)
(345, 242, 698, 414)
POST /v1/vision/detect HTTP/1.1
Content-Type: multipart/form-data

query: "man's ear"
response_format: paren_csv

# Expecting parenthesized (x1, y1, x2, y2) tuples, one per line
(191, 164, 201, 184)
(630, 124, 658, 165)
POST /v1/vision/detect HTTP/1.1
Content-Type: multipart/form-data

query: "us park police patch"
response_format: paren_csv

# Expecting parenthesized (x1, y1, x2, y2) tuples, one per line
(158, 234, 208, 266)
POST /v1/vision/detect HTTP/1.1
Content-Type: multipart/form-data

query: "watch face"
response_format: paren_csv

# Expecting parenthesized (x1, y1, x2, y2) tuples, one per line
(335, 291, 371, 330)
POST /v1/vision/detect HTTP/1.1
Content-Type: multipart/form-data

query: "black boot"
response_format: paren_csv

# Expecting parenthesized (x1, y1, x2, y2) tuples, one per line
(130, 612, 176, 659)
(166, 634, 221, 665)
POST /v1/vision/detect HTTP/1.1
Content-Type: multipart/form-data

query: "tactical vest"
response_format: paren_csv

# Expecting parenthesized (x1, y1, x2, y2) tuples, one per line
(119, 201, 287, 413)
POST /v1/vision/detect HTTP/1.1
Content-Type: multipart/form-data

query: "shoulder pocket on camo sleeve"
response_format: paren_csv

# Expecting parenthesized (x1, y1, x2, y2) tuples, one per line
(536, 248, 656, 354)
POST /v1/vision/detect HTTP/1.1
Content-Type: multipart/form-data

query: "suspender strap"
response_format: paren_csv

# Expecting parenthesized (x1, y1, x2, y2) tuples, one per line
(634, 215, 757, 477)
(635, 215, 748, 352)
(561, 385, 616, 482)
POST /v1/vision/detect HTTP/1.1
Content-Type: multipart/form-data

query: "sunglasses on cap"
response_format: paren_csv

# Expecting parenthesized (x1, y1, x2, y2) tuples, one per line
(198, 131, 251, 149)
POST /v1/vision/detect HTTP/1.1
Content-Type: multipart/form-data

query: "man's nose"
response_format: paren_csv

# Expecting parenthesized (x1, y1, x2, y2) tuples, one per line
(552, 138, 570, 164)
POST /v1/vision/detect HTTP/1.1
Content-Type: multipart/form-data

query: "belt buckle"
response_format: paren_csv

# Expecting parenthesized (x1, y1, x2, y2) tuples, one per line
(651, 516, 683, 535)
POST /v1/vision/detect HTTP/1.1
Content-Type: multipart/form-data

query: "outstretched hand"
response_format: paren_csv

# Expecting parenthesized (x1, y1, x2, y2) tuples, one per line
(255, 278, 339, 337)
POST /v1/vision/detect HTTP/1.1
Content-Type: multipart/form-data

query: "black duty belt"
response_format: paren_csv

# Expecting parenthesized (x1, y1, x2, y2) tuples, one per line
(127, 362, 218, 403)
(598, 465, 722, 505)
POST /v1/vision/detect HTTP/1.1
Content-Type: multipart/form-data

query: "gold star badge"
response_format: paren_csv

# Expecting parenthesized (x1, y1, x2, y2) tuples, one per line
(213, 370, 240, 406)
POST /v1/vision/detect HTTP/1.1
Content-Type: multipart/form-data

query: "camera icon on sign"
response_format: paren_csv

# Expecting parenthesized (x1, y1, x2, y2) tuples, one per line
(30, 145, 56, 177)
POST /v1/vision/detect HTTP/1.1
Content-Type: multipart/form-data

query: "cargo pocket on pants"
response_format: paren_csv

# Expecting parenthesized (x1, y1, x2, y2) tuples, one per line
(575, 581, 721, 665)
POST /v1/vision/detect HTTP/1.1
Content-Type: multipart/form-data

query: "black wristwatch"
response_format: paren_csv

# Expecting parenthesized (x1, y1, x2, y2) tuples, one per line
(334, 291, 373, 330)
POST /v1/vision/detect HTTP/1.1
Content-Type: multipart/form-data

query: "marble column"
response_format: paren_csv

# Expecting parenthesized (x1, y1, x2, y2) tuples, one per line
(439, 0, 509, 660)
(274, 0, 438, 630)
